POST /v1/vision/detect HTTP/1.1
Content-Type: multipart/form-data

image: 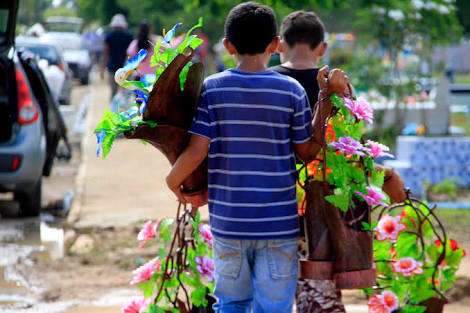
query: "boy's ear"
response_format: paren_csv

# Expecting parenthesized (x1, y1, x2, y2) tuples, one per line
(223, 38, 237, 55)
(318, 42, 328, 57)
(267, 36, 280, 54)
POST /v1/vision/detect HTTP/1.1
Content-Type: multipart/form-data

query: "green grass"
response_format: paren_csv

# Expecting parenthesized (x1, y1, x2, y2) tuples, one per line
(455, 73, 470, 85)
(433, 209, 470, 243)
(451, 113, 470, 136)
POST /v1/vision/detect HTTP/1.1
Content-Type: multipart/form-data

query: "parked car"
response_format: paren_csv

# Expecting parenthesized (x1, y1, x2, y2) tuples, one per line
(15, 36, 72, 105)
(41, 16, 91, 85)
(0, 0, 68, 216)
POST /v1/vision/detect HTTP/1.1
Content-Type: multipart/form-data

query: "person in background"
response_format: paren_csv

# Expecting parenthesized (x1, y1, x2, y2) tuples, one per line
(271, 10, 406, 313)
(127, 21, 162, 77)
(100, 14, 133, 100)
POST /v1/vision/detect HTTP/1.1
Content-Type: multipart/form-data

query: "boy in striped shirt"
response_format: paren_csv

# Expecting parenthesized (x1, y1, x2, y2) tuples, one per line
(166, 2, 348, 312)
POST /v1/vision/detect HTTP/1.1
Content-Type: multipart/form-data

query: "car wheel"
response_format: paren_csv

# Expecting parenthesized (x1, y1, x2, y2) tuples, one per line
(80, 74, 89, 85)
(15, 180, 42, 217)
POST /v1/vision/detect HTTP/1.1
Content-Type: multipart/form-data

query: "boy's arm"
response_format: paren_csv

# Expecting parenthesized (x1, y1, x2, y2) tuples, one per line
(166, 134, 210, 203)
(294, 67, 349, 163)
(375, 164, 406, 203)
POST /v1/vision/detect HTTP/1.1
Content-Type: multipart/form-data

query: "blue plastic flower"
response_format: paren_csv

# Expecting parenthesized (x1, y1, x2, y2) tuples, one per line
(96, 129, 106, 157)
(163, 23, 182, 43)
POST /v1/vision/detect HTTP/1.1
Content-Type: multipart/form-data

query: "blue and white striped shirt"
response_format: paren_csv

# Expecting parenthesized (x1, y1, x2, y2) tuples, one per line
(189, 68, 312, 239)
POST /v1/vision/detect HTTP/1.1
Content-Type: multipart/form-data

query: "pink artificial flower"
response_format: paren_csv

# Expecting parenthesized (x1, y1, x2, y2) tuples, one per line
(130, 257, 161, 286)
(355, 186, 390, 207)
(121, 296, 150, 313)
(195, 256, 215, 282)
(329, 137, 366, 156)
(368, 290, 399, 313)
(137, 219, 162, 248)
(199, 224, 213, 248)
(392, 257, 424, 277)
(343, 97, 374, 124)
(366, 140, 395, 159)
(375, 215, 405, 241)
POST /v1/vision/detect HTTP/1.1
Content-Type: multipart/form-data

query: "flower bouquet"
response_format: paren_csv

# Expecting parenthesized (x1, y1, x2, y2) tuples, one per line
(122, 210, 215, 313)
(94, 20, 217, 312)
(365, 197, 465, 313)
(94, 18, 208, 196)
(297, 89, 392, 289)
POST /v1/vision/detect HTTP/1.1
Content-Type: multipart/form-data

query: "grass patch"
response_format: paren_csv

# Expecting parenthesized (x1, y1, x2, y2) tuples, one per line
(451, 113, 470, 136)
(455, 73, 470, 85)
(433, 209, 470, 243)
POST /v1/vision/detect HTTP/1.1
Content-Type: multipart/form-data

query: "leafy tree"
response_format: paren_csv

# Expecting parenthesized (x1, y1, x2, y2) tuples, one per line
(455, 0, 470, 35)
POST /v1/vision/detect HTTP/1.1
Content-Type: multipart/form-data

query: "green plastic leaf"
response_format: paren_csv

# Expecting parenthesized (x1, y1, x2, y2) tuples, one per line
(409, 287, 436, 303)
(102, 131, 118, 159)
(190, 287, 208, 307)
(401, 304, 427, 313)
(325, 188, 349, 212)
(179, 62, 193, 90)
(150, 39, 163, 67)
(395, 232, 419, 259)
(361, 221, 377, 231)
(370, 169, 385, 189)
(373, 240, 392, 260)
(330, 93, 343, 108)
(122, 81, 147, 90)
(446, 248, 463, 266)
(136, 280, 155, 298)
(189, 37, 204, 50)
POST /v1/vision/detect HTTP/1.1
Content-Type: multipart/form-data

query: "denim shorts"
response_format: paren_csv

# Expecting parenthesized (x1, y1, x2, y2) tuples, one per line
(212, 236, 298, 313)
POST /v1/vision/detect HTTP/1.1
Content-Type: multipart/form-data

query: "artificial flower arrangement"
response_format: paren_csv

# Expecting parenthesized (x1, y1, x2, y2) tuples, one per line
(295, 91, 465, 312)
(296, 92, 392, 291)
(94, 18, 204, 159)
(94, 19, 215, 312)
(365, 198, 465, 313)
(296, 94, 391, 215)
(122, 211, 215, 313)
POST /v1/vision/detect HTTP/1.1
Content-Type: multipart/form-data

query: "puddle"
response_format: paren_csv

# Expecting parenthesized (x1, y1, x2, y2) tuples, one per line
(0, 216, 65, 309)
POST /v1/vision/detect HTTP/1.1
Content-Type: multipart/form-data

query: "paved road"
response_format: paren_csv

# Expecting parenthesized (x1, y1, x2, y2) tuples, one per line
(67, 80, 209, 229)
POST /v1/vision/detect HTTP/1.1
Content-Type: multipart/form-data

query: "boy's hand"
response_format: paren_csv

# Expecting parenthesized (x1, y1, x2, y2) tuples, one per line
(166, 175, 187, 205)
(326, 69, 349, 96)
(382, 170, 407, 204)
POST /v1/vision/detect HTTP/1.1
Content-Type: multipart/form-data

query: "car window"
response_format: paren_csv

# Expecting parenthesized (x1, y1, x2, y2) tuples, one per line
(17, 45, 59, 64)
(0, 8, 8, 45)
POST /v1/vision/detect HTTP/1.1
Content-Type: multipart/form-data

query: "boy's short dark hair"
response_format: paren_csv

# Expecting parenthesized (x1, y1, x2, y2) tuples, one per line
(224, 2, 277, 55)
(280, 11, 325, 50)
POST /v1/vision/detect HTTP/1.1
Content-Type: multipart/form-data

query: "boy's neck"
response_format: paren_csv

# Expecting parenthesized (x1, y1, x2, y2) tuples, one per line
(281, 44, 320, 70)
(236, 53, 270, 72)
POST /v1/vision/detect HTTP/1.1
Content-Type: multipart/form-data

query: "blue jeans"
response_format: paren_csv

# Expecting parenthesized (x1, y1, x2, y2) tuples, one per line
(212, 236, 298, 313)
